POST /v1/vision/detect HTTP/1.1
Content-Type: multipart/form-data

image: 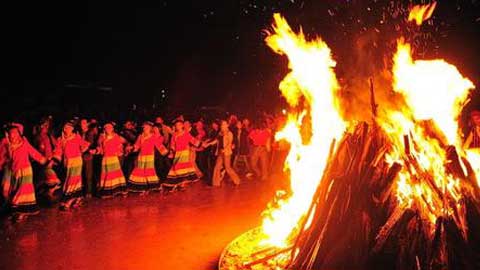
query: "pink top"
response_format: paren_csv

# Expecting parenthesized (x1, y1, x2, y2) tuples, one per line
(135, 134, 166, 156)
(0, 138, 45, 173)
(54, 134, 89, 160)
(171, 132, 198, 152)
(98, 134, 126, 157)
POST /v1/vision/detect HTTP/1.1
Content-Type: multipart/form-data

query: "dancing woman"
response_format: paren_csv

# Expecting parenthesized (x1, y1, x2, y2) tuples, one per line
(163, 119, 202, 191)
(128, 122, 168, 194)
(53, 121, 90, 210)
(93, 122, 128, 198)
(0, 123, 47, 221)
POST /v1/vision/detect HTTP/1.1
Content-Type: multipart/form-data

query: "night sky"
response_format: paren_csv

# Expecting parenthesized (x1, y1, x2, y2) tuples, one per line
(2, 1, 479, 122)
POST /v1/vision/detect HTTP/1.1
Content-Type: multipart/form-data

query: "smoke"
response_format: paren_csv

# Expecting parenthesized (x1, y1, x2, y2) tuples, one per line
(334, 27, 408, 124)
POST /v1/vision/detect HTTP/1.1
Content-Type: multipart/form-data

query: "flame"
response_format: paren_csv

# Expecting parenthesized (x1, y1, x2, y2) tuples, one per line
(393, 39, 474, 147)
(260, 13, 346, 247)
(379, 39, 475, 228)
(408, 2, 437, 26)
(466, 149, 480, 187)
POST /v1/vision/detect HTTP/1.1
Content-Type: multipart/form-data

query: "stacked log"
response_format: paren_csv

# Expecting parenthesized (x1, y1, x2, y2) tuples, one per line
(286, 122, 480, 270)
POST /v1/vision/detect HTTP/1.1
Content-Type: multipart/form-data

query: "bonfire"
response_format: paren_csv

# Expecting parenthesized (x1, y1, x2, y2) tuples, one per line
(220, 3, 479, 270)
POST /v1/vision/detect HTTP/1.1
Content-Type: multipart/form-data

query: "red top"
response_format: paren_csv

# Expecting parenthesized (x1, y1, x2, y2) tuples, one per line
(135, 134, 166, 155)
(0, 138, 45, 173)
(248, 129, 271, 146)
(171, 132, 198, 152)
(98, 134, 126, 157)
(54, 134, 90, 160)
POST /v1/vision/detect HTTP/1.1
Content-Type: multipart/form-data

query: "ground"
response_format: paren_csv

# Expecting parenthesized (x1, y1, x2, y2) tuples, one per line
(0, 177, 286, 270)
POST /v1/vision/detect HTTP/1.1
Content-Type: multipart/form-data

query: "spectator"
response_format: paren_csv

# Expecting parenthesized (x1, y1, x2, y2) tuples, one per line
(232, 121, 253, 177)
(248, 121, 271, 180)
(208, 120, 241, 187)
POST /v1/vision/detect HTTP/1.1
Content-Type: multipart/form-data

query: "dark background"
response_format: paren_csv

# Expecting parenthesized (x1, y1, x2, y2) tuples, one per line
(1, 0, 479, 123)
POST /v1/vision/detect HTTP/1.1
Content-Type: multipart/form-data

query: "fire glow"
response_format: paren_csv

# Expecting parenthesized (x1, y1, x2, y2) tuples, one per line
(260, 13, 346, 248)
(378, 4, 475, 230)
(221, 4, 480, 269)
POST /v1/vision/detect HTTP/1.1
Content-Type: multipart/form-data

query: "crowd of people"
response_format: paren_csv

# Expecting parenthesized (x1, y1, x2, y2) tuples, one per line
(0, 113, 288, 222)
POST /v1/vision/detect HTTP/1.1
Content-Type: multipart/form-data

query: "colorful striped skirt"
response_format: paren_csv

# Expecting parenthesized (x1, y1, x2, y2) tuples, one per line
(62, 156, 83, 202)
(128, 154, 160, 191)
(164, 149, 198, 187)
(98, 156, 127, 197)
(2, 167, 39, 214)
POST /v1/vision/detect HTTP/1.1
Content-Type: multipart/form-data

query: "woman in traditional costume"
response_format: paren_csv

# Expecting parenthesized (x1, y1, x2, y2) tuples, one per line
(128, 122, 167, 194)
(0, 123, 47, 221)
(93, 122, 128, 198)
(185, 121, 203, 179)
(53, 121, 90, 210)
(163, 120, 202, 191)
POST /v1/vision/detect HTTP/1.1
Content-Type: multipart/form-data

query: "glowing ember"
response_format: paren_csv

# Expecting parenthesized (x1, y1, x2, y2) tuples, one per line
(260, 13, 346, 247)
(408, 2, 437, 26)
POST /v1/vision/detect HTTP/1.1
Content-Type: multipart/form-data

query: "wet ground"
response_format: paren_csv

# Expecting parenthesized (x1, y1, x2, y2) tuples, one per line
(0, 176, 287, 270)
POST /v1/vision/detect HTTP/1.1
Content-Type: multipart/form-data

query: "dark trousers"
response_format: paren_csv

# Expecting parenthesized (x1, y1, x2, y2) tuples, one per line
(82, 157, 94, 196)
(122, 153, 137, 180)
(206, 151, 216, 185)
(154, 152, 171, 181)
(196, 150, 208, 178)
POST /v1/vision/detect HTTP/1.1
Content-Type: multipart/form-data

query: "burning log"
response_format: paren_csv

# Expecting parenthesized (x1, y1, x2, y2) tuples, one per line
(219, 9, 479, 270)
(219, 121, 480, 270)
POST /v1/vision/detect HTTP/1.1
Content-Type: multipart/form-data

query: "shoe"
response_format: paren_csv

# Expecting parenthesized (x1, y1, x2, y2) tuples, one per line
(10, 213, 27, 223)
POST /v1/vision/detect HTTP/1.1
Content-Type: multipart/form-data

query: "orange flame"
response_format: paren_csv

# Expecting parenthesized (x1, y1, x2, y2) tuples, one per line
(408, 2, 437, 26)
(466, 149, 480, 187)
(379, 38, 475, 228)
(260, 13, 346, 247)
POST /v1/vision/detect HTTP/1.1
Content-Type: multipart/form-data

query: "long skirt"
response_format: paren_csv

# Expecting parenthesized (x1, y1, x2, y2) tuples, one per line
(98, 156, 127, 198)
(164, 149, 198, 188)
(128, 154, 160, 191)
(2, 167, 39, 214)
(62, 157, 83, 203)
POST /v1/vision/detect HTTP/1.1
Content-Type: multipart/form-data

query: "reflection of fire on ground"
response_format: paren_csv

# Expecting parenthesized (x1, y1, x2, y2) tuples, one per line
(220, 3, 480, 270)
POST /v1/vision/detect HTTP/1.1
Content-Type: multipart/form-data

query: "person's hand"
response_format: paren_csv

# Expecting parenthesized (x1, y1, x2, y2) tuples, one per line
(89, 149, 97, 155)
(46, 159, 54, 168)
